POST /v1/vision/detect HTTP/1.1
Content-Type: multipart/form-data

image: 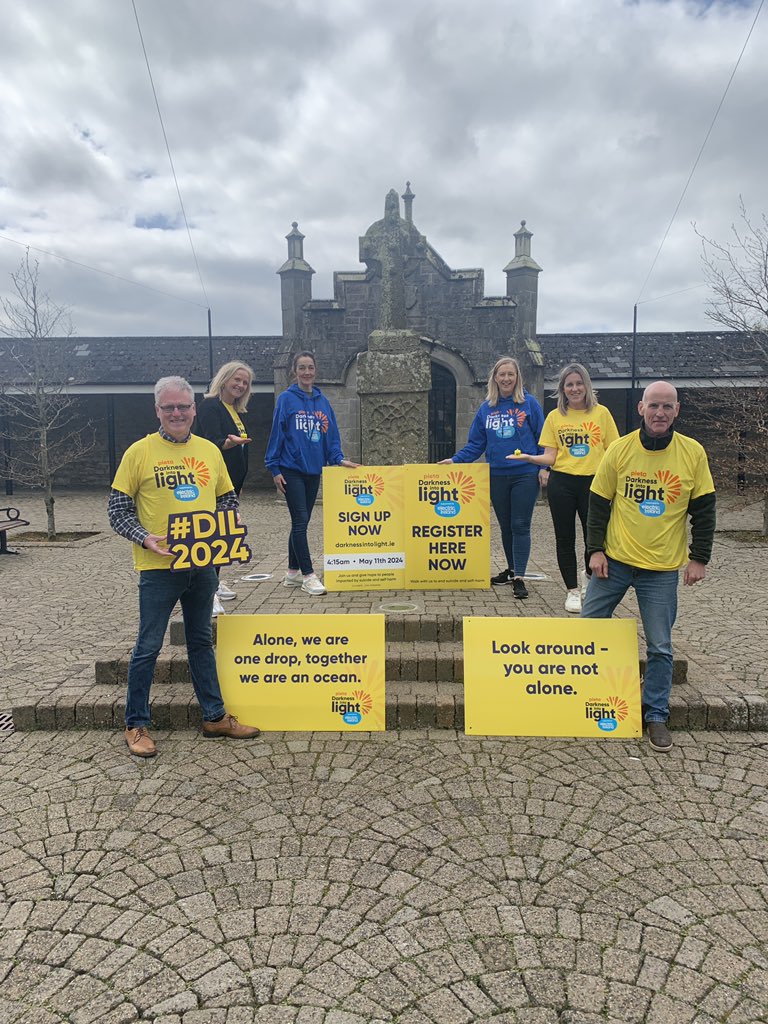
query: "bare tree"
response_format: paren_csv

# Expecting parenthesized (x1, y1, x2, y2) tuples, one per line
(694, 203, 768, 532)
(0, 251, 95, 538)
(697, 199, 768, 357)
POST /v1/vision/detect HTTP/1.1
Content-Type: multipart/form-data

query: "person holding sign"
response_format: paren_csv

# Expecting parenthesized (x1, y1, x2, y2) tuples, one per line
(108, 376, 261, 758)
(265, 351, 359, 596)
(441, 356, 544, 599)
(195, 361, 255, 612)
(507, 363, 619, 613)
(581, 380, 716, 753)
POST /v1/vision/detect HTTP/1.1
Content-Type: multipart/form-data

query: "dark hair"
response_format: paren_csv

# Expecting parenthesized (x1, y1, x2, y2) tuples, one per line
(290, 351, 316, 379)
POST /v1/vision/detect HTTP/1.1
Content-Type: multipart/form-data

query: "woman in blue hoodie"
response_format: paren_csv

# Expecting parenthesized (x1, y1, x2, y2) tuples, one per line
(265, 351, 358, 595)
(441, 356, 544, 599)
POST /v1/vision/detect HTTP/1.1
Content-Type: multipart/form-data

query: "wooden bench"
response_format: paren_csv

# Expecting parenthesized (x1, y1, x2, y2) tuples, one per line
(0, 506, 30, 555)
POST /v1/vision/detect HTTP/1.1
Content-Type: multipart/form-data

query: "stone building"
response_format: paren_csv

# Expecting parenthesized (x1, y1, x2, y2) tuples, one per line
(1, 186, 766, 493)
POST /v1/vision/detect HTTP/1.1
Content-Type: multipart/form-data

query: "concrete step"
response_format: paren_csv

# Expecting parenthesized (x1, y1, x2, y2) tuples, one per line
(95, 644, 688, 687)
(12, 679, 765, 733)
(170, 613, 464, 646)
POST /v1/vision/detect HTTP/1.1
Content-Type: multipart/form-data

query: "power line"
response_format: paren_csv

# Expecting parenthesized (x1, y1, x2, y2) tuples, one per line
(131, 0, 210, 309)
(0, 232, 208, 308)
(637, 282, 708, 307)
(636, 0, 765, 305)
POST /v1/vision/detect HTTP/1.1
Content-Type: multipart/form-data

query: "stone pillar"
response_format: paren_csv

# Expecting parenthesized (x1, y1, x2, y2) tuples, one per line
(357, 329, 430, 465)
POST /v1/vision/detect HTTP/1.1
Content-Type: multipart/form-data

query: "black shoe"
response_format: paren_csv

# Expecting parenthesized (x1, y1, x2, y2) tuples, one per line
(647, 721, 673, 752)
(491, 568, 514, 586)
(512, 578, 528, 599)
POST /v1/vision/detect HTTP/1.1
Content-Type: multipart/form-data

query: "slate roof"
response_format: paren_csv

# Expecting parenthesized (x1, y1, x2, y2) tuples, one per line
(539, 332, 768, 382)
(0, 336, 283, 387)
(1, 331, 765, 387)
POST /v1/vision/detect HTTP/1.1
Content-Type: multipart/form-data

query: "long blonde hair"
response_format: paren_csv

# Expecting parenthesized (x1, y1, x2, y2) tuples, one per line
(486, 357, 525, 406)
(553, 362, 597, 416)
(205, 361, 254, 414)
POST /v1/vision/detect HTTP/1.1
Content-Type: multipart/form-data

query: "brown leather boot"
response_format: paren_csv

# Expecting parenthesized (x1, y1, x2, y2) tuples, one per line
(202, 714, 260, 739)
(124, 726, 157, 757)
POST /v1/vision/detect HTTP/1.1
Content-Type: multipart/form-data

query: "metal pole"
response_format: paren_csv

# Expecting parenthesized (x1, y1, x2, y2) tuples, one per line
(107, 394, 117, 482)
(626, 302, 638, 431)
(207, 307, 214, 380)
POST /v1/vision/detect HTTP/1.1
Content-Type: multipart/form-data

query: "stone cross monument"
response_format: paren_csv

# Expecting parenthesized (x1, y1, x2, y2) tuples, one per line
(356, 187, 431, 465)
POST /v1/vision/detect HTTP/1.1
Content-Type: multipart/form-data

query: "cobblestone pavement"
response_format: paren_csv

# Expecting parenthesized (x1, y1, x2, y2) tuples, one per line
(0, 490, 766, 710)
(1, 491, 767, 1021)
(1, 728, 767, 1024)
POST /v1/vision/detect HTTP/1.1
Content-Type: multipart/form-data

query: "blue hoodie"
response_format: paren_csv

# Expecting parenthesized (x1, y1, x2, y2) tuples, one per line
(451, 391, 544, 476)
(265, 383, 345, 476)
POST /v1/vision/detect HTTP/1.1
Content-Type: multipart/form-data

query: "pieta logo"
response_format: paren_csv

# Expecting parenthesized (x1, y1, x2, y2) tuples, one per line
(623, 469, 681, 517)
(418, 469, 476, 518)
(585, 695, 629, 731)
(345, 472, 385, 507)
(561, 420, 601, 458)
(153, 457, 209, 500)
(331, 689, 373, 725)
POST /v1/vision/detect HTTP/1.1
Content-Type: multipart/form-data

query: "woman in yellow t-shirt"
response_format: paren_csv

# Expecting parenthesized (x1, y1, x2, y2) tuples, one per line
(508, 363, 619, 613)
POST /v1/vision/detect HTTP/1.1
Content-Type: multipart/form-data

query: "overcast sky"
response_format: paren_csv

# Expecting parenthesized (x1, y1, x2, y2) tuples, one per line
(1, 0, 765, 340)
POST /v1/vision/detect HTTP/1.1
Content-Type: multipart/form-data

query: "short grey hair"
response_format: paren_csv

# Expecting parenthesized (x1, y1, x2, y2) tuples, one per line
(154, 376, 195, 404)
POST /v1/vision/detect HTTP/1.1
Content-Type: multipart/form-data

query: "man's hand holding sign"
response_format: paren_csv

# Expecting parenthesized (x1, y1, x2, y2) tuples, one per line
(167, 509, 252, 571)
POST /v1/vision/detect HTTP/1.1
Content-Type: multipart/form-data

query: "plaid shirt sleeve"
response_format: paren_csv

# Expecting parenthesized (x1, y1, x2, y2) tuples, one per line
(216, 490, 239, 512)
(108, 488, 149, 546)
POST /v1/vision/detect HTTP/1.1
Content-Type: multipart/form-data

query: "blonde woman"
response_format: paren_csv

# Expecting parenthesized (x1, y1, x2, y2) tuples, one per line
(195, 361, 254, 608)
(508, 363, 619, 612)
(441, 356, 544, 599)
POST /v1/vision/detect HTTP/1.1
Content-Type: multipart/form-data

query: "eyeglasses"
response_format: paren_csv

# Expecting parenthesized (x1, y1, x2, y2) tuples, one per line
(158, 403, 194, 412)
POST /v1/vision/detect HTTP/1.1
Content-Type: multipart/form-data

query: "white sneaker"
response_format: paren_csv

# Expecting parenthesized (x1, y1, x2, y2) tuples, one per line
(580, 570, 590, 598)
(283, 570, 302, 588)
(301, 573, 327, 596)
(217, 581, 236, 600)
(565, 589, 582, 614)
(212, 594, 226, 616)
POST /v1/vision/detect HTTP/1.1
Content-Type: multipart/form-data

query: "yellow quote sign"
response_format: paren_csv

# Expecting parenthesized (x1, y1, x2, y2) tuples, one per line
(216, 614, 385, 731)
(464, 617, 642, 738)
(323, 466, 405, 590)
(167, 509, 251, 571)
(403, 464, 490, 589)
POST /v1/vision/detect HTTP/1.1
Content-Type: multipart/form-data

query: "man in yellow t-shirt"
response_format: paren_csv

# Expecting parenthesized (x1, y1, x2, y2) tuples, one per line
(582, 381, 715, 754)
(108, 376, 260, 758)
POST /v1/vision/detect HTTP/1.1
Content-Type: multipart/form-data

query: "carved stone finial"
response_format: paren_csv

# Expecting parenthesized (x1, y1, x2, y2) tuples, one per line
(402, 182, 415, 225)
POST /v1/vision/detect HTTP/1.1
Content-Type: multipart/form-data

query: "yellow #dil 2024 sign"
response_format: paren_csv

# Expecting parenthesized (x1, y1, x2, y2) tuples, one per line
(216, 614, 385, 731)
(323, 466, 405, 591)
(167, 509, 252, 571)
(464, 617, 642, 738)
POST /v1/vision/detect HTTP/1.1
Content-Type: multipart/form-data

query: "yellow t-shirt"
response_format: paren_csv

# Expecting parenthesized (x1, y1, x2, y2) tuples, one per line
(591, 431, 715, 571)
(112, 433, 234, 571)
(222, 402, 248, 438)
(539, 404, 620, 475)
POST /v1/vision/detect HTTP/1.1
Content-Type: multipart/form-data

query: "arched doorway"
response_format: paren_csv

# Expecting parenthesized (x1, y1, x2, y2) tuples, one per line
(428, 362, 456, 462)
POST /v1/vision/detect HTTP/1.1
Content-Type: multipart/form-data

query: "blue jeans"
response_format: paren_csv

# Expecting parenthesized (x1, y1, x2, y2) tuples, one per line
(489, 472, 540, 576)
(125, 567, 225, 728)
(581, 557, 679, 723)
(283, 469, 321, 576)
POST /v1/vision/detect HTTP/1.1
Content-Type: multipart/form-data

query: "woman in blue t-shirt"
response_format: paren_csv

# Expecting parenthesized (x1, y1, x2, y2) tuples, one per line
(441, 356, 544, 599)
(265, 351, 358, 596)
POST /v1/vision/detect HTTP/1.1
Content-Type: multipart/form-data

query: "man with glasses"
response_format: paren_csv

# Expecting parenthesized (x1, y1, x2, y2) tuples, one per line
(109, 375, 260, 757)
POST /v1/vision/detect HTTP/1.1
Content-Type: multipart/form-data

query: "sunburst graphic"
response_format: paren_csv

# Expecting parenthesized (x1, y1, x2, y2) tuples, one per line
(506, 407, 528, 427)
(581, 420, 602, 444)
(315, 410, 330, 433)
(365, 473, 386, 497)
(656, 469, 682, 504)
(601, 666, 642, 733)
(448, 469, 476, 503)
(352, 689, 373, 715)
(183, 456, 210, 487)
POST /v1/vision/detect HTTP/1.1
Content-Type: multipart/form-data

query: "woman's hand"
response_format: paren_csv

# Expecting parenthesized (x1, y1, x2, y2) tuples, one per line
(538, 468, 550, 488)
(438, 458, 454, 465)
(505, 451, 530, 461)
(340, 459, 360, 468)
(223, 434, 251, 450)
(273, 473, 286, 495)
